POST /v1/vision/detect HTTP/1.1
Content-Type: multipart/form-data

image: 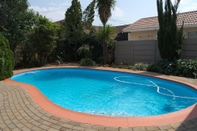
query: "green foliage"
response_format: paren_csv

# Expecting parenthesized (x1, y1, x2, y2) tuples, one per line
(147, 59, 197, 78)
(95, 0, 116, 64)
(175, 59, 197, 78)
(64, 0, 84, 61)
(79, 58, 96, 66)
(83, 29, 103, 63)
(77, 44, 91, 58)
(83, 0, 96, 30)
(96, 0, 116, 64)
(96, 25, 116, 64)
(132, 63, 149, 71)
(157, 0, 184, 60)
(95, 0, 116, 27)
(147, 60, 176, 75)
(0, 0, 37, 52)
(28, 15, 60, 66)
(50, 40, 75, 62)
(20, 43, 37, 68)
(0, 34, 14, 80)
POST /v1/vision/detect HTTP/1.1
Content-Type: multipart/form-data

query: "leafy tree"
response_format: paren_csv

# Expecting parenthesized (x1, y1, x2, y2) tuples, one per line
(0, 0, 37, 52)
(28, 15, 60, 66)
(83, 0, 96, 30)
(0, 34, 14, 80)
(95, 0, 116, 64)
(64, 0, 84, 61)
(20, 42, 35, 68)
(83, 29, 103, 63)
(157, 0, 184, 60)
(96, 25, 115, 63)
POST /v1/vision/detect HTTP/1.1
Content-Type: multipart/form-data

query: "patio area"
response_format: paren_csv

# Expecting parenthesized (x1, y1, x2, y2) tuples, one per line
(1, 67, 197, 131)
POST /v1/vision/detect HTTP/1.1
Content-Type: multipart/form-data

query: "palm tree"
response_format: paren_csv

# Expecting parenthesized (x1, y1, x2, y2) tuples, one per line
(95, 0, 116, 64)
(77, 44, 91, 58)
(96, 25, 115, 63)
(95, 0, 116, 28)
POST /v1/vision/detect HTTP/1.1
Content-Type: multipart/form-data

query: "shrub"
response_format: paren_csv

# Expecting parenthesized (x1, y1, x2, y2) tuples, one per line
(147, 60, 176, 75)
(0, 34, 14, 80)
(147, 59, 197, 78)
(175, 59, 197, 78)
(132, 62, 149, 71)
(80, 58, 96, 66)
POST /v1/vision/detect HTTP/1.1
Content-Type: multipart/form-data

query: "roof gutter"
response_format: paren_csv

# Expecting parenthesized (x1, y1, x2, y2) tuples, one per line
(123, 28, 158, 33)
(123, 24, 197, 33)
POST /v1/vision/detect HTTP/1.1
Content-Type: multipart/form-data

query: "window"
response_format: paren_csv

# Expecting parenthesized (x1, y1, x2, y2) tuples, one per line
(188, 31, 197, 38)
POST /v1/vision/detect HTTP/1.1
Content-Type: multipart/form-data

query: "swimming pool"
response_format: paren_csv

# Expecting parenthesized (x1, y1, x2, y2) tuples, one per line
(11, 68, 197, 117)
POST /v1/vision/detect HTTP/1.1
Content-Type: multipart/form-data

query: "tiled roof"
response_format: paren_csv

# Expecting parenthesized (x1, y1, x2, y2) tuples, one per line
(123, 10, 197, 32)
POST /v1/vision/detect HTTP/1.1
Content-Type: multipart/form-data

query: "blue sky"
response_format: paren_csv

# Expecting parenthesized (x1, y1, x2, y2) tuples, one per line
(28, 0, 197, 26)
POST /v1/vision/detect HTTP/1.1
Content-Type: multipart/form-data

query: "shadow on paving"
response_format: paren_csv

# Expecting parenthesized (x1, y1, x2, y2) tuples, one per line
(175, 105, 197, 131)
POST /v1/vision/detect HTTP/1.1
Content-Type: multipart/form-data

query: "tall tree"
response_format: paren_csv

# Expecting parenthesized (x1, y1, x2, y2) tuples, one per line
(64, 0, 83, 61)
(157, 0, 184, 60)
(83, 0, 96, 30)
(95, 0, 116, 64)
(95, 0, 116, 28)
(28, 15, 60, 66)
(96, 25, 115, 63)
(0, 34, 14, 80)
(0, 0, 36, 53)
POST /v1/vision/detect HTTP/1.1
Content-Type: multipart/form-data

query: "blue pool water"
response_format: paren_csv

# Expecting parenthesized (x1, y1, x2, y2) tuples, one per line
(11, 68, 197, 116)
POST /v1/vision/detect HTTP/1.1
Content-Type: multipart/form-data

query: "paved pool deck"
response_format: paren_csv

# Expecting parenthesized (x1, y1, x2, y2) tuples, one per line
(1, 66, 197, 131)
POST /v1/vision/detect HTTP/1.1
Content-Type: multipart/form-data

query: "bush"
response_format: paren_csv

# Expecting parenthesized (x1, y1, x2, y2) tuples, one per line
(147, 60, 176, 75)
(0, 34, 14, 80)
(147, 59, 197, 78)
(80, 58, 96, 66)
(175, 59, 197, 78)
(132, 62, 149, 71)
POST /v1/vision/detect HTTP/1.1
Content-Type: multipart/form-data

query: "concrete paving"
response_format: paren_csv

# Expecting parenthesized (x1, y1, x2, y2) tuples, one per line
(1, 76, 197, 131)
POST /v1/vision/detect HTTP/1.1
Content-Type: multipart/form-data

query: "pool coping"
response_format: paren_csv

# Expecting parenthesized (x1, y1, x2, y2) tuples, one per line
(4, 66, 197, 127)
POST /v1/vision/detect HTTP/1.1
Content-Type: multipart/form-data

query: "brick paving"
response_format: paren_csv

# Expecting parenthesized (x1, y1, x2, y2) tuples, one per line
(1, 80, 197, 131)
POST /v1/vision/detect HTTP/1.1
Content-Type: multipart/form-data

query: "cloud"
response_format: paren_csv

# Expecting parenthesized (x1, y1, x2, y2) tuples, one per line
(113, 7, 125, 17)
(29, 2, 70, 22)
(178, 0, 197, 12)
(49, 3, 56, 6)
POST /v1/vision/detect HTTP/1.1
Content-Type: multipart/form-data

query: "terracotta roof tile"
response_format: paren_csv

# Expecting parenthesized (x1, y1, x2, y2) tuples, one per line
(123, 10, 197, 32)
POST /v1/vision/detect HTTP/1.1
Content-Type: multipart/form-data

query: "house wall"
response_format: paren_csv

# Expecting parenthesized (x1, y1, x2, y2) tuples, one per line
(183, 27, 197, 38)
(115, 38, 197, 64)
(128, 30, 157, 40)
(128, 27, 197, 40)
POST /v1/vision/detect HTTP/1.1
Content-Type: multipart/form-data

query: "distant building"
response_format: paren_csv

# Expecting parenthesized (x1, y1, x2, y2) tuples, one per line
(123, 10, 197, 40)
(114, 25, 130, 41)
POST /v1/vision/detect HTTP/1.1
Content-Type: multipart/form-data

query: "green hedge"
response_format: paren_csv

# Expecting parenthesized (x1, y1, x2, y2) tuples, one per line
(80, 58, 96, 66)
(147, 59, 197, 78)
(132, 62, 149, 71)
(0, 34, 14, 80)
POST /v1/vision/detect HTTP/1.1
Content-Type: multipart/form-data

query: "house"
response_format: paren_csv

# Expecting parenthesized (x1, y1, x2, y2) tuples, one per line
(122, 10, 197, 40)
(114, 24, 130, 41)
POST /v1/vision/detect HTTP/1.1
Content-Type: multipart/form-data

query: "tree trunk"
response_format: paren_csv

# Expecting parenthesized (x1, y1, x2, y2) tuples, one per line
(74, 43, 77, 61)
(10, 43, 17, 56)
(103, 42, 108, 64)
(102, 24, 108, 64)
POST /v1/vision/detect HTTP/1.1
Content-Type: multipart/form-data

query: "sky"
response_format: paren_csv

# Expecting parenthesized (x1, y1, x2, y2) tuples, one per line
(28, 0, 197, 26)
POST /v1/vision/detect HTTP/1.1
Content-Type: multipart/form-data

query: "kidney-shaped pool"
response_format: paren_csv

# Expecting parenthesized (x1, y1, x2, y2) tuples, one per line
(11, 68, 197, 117)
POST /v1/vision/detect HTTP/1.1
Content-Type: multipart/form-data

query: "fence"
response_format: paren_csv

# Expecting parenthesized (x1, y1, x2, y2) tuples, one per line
(115, 38, 197, 64)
